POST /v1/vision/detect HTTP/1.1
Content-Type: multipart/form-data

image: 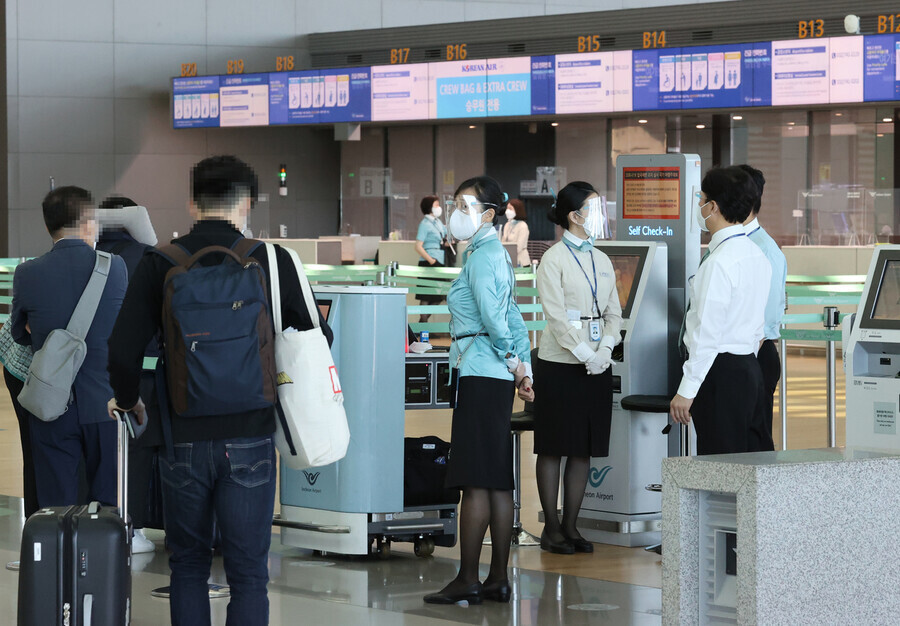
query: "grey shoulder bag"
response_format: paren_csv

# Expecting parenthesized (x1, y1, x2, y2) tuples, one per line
(18, 251, 112, 421)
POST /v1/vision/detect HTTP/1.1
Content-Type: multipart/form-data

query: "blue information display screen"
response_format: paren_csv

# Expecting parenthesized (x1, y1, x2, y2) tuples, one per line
(173, 77, 220, 128)
(172, 34, 900, 129)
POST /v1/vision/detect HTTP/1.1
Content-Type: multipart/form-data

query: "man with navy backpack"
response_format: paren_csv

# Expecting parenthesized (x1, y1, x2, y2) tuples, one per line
(107, 156, 331, 626)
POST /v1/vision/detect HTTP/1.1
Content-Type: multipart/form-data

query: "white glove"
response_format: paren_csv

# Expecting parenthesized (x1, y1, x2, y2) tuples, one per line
(585, 347, 612, 375)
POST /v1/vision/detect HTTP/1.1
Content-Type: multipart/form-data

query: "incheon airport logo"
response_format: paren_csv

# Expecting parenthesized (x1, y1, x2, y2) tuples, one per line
(589, 466, 612, 488)
(302, 471, 321, 486)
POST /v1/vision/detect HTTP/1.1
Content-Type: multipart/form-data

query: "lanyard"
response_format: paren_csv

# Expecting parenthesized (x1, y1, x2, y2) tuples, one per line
(688, 232, 746, 283)
(747, 226, 760, 236)
(713, 232, 747, 251)
(566, 245, 601, 316)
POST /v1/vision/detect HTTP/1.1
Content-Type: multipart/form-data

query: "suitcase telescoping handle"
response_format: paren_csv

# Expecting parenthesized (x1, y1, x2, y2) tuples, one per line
(112, 410, 130, 523)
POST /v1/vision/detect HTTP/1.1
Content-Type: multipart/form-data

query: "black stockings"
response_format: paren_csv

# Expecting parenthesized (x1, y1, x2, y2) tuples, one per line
(441, 487, 513, 594)
(536, 455, 590, 541)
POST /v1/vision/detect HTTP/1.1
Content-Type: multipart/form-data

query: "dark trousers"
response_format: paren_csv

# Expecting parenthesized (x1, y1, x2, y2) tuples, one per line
(161, 436, 276, 626)
(756, 339, 781, 444)
(30, 401, 118, 508)
(4, 367, 39, 518)
(692, 353, 775, 456)
(129, 371, 164, 530)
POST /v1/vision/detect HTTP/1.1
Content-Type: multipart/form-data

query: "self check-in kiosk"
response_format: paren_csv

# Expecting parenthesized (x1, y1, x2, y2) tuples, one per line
(570, 154, 701, 546)
(574, 242, 669, 546)
(278, 285, 457, 557)
(844, 245, 900, 451)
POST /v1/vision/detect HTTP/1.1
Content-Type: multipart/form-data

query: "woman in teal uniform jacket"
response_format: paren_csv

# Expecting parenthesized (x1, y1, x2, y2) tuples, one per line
(424, 176, 534, 606)
(414, 195, 450, 323)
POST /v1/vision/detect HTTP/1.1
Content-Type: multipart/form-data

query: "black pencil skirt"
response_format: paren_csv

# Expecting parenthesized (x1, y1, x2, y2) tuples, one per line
(417, 259, 446, 305)
(532, 358, 613, 458)
(444, 376, 515, 491)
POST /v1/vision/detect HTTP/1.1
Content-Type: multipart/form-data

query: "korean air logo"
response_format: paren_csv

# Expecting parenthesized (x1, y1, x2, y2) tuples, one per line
(461, 63, 497, 72)
(589, 466, 612, 488)
(302, 471, 321, 486)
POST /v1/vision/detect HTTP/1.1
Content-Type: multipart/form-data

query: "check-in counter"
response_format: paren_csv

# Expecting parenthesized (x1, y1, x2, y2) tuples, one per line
(378, 240, 421, 267)
(782, 245, 874, 276)
(318, 236, 381, 264)
(266, 239, 342, 265)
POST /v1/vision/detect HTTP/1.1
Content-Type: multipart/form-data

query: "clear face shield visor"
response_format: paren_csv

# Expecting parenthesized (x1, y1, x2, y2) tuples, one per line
(576, 195, 610, 240)
(447, 194, 497, 239)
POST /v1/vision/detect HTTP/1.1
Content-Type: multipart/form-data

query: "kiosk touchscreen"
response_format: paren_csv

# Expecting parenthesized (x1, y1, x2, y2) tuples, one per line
(573, 241, 669, 547)
(845, 245, 900, 451)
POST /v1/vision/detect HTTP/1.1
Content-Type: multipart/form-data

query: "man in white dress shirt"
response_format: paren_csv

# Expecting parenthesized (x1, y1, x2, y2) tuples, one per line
(670, 167, 774, 455)
(738, 164, 787, 444)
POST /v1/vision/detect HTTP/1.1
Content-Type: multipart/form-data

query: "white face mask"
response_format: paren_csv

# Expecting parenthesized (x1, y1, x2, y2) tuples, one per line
(449, 208, 481, 241)
(432, 205, 443, 218)
(696, 200, 712, 232)
(448, 194, 489, 241)
(505, 208, 516, 221)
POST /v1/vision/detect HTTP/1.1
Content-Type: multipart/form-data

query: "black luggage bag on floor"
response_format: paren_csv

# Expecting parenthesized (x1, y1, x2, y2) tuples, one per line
(18, 413, 133, 625)
(404, 436, 460, 507)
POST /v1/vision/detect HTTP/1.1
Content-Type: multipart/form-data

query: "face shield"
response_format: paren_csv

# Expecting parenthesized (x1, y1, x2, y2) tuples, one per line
(447, 194, 496, 241)
(576, 195, 610, 240)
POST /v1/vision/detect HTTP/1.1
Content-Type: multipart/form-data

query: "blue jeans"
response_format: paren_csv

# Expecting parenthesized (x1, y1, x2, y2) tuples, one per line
(160, 436, 276, 626)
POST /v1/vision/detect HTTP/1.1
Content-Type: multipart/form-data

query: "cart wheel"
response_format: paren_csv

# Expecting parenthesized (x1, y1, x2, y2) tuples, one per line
(414, 537, 435, 557)
(376, 539, 391, 560)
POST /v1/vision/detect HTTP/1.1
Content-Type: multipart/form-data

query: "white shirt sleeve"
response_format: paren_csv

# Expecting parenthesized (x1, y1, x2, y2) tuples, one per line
(677, 260, 732, 399)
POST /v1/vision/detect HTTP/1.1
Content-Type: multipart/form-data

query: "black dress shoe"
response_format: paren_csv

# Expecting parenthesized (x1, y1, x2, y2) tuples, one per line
(424, 582, 483, 604)
(482, 579, 511, 603)
(540, 530, 575, 555)
(566, 536, 594, 553)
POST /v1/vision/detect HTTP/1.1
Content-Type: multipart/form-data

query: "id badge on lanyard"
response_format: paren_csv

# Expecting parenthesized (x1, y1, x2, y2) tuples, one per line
(589, 319, 602, 341)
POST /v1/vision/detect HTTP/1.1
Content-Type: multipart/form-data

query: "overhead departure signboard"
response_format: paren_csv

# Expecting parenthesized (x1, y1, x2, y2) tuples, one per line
(429, 60, 487, 119)
(371, 63, 429, 121)
(173, 77, 220, 128)
(486, 57, 532, 117)
(172, 33, 900, 129)
(554, 52, 617, 114)
(219, 74, 269, 127)
(771, 40, 831, 106)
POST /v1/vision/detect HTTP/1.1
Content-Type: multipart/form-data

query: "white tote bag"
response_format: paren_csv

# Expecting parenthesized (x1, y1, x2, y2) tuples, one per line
(266, 243, 350, 469)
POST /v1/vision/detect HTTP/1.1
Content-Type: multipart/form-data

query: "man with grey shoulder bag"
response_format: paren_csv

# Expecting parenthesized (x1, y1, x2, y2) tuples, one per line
(10, 186, 127, 509)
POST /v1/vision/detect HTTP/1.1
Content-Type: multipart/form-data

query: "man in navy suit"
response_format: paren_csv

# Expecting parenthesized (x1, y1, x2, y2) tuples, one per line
(11, 186, 128, 507)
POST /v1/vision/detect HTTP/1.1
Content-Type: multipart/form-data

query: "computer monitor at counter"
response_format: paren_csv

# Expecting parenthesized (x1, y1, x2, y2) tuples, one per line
(860, 249, 900, 330)
(598, 245, 649, 320)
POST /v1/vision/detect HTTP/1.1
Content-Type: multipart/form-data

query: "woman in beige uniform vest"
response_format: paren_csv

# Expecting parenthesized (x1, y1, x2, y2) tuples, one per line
(533, 181, 622, 554)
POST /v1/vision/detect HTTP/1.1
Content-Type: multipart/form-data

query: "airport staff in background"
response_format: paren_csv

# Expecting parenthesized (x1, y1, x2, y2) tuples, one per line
(96, 196, 160, 555)
(669, 167, 774, 455)
(11, 187, 128, 508)
(533, 182, 622, 555)
(414, 195, 450, 323)
(738, 165, 787, 442)
(424, 176, 532, 606)
(107, 156, 331, 626)
(502, 198, 531, 267)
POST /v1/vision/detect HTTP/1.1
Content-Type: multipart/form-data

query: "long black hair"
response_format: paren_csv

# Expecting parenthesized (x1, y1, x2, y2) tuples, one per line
(547, 181, 597, 227)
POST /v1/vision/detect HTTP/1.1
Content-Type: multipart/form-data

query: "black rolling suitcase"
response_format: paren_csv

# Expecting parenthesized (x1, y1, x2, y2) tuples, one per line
(18, 412, 133, 625)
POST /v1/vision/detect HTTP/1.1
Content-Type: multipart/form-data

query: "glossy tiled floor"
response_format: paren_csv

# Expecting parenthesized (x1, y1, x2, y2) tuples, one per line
(0, 496, 662, 625)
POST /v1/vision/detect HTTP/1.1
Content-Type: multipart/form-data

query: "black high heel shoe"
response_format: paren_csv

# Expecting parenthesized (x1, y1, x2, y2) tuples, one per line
(482, 579, 511, 603)
(540, 529, 575, 555)
(424, 581, 483, 604)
